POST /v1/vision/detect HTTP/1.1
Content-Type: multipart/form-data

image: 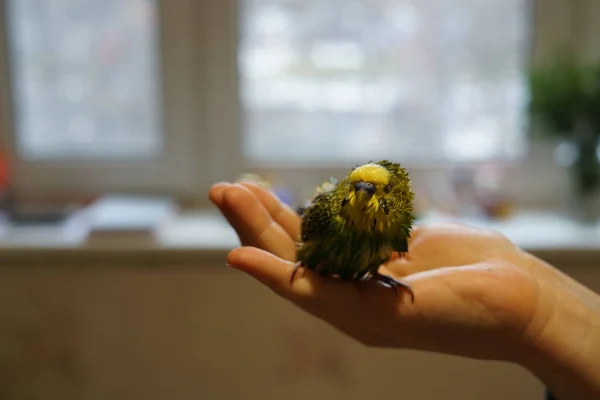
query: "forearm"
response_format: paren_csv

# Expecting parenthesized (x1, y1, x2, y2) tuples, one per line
(519, 256, 600, 400)
(527, 313, 600, 400)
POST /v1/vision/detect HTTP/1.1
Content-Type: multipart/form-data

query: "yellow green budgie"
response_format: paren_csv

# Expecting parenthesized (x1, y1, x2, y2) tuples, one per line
(293, 160, 416, 302)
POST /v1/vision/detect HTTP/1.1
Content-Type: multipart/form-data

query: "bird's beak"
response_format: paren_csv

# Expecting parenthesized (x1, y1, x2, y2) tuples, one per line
(354, 181, 375, 201)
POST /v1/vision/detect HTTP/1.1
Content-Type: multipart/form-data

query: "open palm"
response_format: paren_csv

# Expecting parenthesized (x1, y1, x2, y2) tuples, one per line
(209, 181, 543, 363)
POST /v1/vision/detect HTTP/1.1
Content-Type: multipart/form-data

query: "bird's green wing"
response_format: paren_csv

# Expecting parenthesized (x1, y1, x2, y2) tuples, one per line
(389, 212, 414, 253)
(300, 192, 336, 242)
(391, 235, 409, 253)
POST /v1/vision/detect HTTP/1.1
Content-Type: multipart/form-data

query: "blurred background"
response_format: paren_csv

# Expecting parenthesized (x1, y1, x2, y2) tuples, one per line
(0, 0, 599, 399)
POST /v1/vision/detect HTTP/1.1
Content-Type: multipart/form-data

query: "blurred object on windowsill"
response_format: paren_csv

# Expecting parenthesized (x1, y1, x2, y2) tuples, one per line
(237, 172, 295, 207)
(4, 200, 80, 225)
(84, 195, 179, 247)
(415, 163, 516, 221)
(449, 167, 481, 218)
(418, 168, 465, 217)
(237, 173, 271, 189)
(0, 135, 85, 238)
(479, 196, 515, 220)
(0, 208, 89, 246)
(473, 161, 516, 220)
(265, 173, 295, 206)
(411, 188, 430, 220)
(0, 127, 82, 225)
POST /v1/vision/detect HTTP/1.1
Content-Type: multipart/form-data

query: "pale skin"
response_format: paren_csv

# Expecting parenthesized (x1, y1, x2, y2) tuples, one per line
(209, 181, 600, 400)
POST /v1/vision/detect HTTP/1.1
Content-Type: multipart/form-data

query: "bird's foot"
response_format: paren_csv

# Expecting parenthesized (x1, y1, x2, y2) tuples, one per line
(290, 261, 303, 284)
(372, 272, 415, 303)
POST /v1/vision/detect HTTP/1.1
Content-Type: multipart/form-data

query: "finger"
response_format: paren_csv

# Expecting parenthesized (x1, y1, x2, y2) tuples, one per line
(210, 182, 253, 243)
(208, 182, 232, 208)
(210, 181, 302, 243)
(221, 184, 297, 261)
(227, 247, 363, 316)
(238, 182, 301, 241)
(210, 182, 250, 242)
(228, 247, 296, 296)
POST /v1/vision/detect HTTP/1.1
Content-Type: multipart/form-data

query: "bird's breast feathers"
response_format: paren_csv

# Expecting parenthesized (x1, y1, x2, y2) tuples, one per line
(342, 191, 389, 233)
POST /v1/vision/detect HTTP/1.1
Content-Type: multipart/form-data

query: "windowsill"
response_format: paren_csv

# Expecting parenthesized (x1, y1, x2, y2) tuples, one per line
(0, 209, 238, 266)
(0, 207, 598, 267)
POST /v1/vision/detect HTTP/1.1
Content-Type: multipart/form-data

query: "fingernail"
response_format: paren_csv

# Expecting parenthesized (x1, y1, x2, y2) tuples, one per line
(226, 263, 237, 269)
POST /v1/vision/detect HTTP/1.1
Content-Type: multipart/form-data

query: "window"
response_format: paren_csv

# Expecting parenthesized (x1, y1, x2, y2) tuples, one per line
(0, 0, 202, 196)
(5, 0, 162, 161)
(239, 0, 531, 165)
(0, 0, 532, 200)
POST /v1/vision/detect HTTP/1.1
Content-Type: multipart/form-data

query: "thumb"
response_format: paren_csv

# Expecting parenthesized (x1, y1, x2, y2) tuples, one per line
(227, 246, 360, 311)
(227, 246, 298, 297)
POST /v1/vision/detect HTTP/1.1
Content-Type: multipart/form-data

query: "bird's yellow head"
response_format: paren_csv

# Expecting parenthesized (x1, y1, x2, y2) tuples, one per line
(343, 162, 392, 230)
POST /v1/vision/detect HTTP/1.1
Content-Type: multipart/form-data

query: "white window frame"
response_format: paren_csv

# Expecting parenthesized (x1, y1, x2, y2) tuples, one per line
(0, 0, 586, 208)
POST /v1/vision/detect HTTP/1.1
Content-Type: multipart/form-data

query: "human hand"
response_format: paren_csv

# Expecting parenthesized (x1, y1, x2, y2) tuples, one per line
(209, 181, 543, 360)
(210, 181, 600, 399)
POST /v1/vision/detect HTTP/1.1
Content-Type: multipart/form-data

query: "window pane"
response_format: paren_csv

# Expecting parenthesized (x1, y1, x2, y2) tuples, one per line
(5, 0, 162, 161)
(239, 0, 530, 164)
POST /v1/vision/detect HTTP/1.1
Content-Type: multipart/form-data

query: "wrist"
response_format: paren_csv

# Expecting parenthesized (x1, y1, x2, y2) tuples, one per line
(517, 254, 600, 400)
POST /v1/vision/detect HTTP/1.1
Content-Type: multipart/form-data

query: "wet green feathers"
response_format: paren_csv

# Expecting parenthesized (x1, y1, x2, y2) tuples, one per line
(296, 160, 415, 281)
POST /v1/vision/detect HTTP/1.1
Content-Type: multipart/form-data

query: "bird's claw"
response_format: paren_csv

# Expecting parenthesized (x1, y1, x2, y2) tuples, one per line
(292, 264, 415, 304)
(290, 261, 307, 284)
(372, 273, 415, 303)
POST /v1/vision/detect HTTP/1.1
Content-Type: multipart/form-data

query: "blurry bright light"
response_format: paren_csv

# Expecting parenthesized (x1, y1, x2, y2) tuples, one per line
(240, 46, 297, 78)
(451, 82, 484, 113)
(310, 41, 365, 70)
(252, 5, 290, 36)
(445, 117, 501, 161)
(239, 0, 530, 164)
(555, 141, 578, 168)
(389, 4, 421, 34)
(61, 75, 88, 103)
